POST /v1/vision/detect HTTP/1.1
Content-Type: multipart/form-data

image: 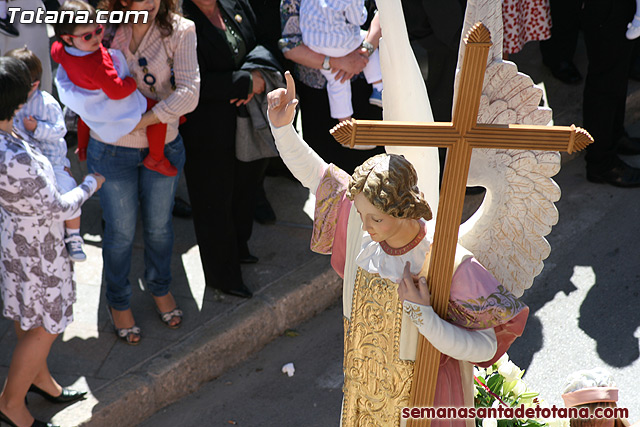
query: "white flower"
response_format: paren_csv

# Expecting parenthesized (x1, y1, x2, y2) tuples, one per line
(483, 418, 497, 427)
(498, 360, 522, 382)
(495, 353, 510, 369)
(512, 379, 527, 397)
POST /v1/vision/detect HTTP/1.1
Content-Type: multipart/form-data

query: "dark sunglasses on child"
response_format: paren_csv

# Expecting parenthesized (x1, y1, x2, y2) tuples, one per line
(67, 24, 104, 42)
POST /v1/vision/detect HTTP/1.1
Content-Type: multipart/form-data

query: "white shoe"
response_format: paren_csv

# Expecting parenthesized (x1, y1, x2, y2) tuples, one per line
(627, 15, 640, 40)
(65, 234, 87, 262)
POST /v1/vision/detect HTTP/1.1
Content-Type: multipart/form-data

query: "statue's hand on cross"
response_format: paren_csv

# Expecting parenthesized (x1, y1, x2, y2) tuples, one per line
(267, 71, 298, 128)
(398, 261, 431, 306)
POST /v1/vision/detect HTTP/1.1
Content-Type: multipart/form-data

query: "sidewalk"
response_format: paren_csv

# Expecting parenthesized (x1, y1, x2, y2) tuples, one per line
(1, 36, 639, 427)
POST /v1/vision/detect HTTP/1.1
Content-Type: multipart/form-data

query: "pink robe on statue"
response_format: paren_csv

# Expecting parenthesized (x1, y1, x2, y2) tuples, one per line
(311, 164, 529, 425)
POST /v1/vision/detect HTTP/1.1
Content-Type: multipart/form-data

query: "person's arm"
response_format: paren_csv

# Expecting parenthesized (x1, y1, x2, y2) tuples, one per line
(151, 20, 201, 124)
(198, 68, 253, 103)
(268, 71, 327, 193)
(32, 96, 67, 144)
(279, 0, 366, 82)
(342, 0, 367, 27)
(93, 51, 138, 100)
(362, 11, 381, 52)
(398, 262, 498, 363)
(2, 140, 102, 221)
(403, 302, 498, 362)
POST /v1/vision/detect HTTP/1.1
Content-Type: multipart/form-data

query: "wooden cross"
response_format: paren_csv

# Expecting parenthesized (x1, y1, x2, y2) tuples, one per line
(331, 23, 592, 425)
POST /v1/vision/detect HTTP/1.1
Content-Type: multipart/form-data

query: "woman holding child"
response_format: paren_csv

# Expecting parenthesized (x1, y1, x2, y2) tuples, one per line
(0, 56, 103, 427)
(56, 0, 199, 343)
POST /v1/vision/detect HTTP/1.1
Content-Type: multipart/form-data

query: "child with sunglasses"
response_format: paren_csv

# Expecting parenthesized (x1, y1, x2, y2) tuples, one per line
(51, 0, 178, 177)
(5, 46, 89, 262)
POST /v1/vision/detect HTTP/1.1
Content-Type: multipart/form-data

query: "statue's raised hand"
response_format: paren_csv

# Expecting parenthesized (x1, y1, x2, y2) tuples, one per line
(267, 71, 298, 128)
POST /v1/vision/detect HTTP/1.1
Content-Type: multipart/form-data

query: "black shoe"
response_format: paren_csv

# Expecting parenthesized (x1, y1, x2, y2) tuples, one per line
(172, 197, 192, 218)
(587, 159, 640, 187)
(0, 409, 58, 427)
(221, 284, 253, 298)
(0, 17, 19, 38)
(254, 200, 276, 225)
(546, 60, 582, 85)
(616, 133, 640, 156)
(239, 254, 259, 264)
(29, 384, 87, 404)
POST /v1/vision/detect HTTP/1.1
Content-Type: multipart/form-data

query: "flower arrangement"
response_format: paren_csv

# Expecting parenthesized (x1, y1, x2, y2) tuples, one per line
(474, 353, 567, 427)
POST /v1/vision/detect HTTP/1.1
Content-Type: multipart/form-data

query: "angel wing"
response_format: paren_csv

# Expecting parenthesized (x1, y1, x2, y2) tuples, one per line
(457, 0, 560, 297)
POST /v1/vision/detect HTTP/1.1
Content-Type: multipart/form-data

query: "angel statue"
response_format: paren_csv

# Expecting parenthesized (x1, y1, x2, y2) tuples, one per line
(267, 0, 565, 424)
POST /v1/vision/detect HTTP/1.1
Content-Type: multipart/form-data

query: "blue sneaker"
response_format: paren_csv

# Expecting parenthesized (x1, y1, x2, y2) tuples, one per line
(369, 88, 382, 107)
(65, 234, 87, 262)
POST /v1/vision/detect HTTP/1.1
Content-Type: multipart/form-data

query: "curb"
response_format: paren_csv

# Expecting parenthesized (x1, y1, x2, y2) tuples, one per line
(52, 256, 341, 427)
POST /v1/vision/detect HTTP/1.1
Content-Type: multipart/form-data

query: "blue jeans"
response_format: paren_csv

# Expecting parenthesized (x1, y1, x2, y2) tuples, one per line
(87, 135, 186, 310)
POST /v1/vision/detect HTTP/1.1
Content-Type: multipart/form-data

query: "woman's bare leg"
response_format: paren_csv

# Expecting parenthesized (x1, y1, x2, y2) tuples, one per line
(13, 326, 62, 397)
(0, 323, 58, 427)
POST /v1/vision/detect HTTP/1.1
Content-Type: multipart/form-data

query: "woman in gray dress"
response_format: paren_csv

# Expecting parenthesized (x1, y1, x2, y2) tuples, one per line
(0, 57, 104, 427)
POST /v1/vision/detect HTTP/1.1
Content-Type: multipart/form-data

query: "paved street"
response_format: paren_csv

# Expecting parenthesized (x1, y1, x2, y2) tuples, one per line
(140, 302, 345, 427)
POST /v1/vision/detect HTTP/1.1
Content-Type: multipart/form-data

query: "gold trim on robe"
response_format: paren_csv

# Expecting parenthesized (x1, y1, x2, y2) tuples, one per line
(342, 267, 415, 427)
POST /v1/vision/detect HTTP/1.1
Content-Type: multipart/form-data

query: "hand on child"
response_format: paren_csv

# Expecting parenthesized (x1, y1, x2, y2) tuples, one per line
(267, 71, 298, 128)
(332, 49, 369, 83)
(23, 116, 37, 133)
(89, 172, 105, 190)
(75, 147, 87, 162)
(397, 261, 431, 306)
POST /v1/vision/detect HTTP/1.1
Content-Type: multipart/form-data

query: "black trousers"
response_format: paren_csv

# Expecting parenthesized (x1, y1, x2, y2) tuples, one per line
(539, 0, 582, 68)
(582, 0, 635, 172)
(182, 122, 268, 292)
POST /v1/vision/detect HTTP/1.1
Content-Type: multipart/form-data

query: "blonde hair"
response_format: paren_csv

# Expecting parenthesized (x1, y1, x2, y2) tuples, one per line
(347, 154, 432, 221)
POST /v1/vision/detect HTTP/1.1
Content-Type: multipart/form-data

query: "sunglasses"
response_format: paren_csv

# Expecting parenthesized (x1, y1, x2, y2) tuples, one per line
(67, 24, 104, 42)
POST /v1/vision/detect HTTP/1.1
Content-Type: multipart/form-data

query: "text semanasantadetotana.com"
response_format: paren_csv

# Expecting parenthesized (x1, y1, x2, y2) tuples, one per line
(402, 405, 629, 420)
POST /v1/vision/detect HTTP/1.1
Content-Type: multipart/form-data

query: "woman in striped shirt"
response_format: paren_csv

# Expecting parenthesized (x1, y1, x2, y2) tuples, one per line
(88, 0, 200, 344)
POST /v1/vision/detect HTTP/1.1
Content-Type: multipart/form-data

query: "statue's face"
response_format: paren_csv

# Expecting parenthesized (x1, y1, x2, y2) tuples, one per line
(354, 193, 405, 243)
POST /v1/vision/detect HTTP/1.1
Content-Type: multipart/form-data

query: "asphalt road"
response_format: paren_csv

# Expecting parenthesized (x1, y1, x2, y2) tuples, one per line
(139, 301, 345, 427)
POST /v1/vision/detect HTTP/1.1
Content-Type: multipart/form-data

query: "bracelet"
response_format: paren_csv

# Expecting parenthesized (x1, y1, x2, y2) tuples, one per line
(361, 40, 375, 56)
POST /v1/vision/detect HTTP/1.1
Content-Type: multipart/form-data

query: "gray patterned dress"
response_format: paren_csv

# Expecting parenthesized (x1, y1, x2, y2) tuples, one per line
(0, 130, 97, 334)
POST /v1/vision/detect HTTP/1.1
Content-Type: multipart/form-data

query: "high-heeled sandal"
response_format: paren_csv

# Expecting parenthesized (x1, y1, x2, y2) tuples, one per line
(106, 306, 141, 345)
(0, 408, 58, 427)
(156, 307, 183, 329)
(28, 384, 87, 404)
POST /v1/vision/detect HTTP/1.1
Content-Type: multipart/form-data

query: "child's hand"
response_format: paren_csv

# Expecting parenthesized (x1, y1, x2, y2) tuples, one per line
(89, 172, 105, 190)
(75, 147, 87, 162)
(23, 116, 37, 133)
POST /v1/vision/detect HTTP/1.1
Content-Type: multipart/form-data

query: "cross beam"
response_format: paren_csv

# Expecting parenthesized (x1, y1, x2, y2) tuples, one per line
(331, 22, 593, 426)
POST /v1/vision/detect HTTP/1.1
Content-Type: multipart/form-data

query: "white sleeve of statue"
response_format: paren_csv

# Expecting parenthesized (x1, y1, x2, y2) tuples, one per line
(270, 122, 328, 195)
(402, 301, 497, 363)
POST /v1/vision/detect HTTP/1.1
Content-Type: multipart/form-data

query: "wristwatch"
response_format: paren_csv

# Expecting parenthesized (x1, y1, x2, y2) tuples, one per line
(361, 41, 375, 57)
(322, 55, 331, 70)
